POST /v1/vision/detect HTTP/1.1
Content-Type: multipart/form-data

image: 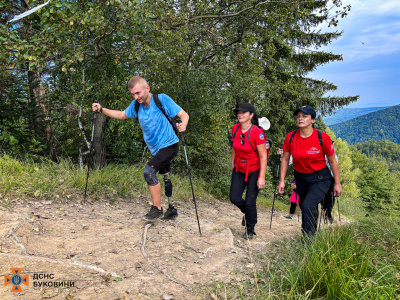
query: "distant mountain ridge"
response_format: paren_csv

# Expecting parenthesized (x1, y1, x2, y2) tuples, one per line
(323, 106, 389, 125)
(328, 105, 400, 145)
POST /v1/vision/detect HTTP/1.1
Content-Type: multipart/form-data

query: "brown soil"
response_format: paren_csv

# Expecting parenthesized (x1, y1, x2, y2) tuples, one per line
(0, 196, 341, 300)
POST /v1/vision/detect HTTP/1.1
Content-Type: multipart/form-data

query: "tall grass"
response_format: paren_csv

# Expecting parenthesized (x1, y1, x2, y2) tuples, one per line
(206, 218, 400, 299)
(0, 153, 289, 211)
(0, 154, 217, 205)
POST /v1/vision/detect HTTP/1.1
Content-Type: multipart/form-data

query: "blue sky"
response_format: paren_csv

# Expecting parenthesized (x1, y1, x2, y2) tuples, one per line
(311, 0, 400, 108)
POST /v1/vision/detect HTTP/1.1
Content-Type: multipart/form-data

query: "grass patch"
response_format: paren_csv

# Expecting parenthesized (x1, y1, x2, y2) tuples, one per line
(0, 154, 218, 205)
(204, 218, 400, 299)
(0, 153, 289, 213)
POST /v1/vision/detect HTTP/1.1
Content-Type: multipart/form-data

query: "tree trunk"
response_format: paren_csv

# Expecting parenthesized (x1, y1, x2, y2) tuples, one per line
(92, 113, 107, 169)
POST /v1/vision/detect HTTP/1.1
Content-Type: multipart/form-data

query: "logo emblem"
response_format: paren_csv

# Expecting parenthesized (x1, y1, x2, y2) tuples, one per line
(259, 133, 265, 140)
(4, 268, 29, 292)
(307, 147, 320, 155)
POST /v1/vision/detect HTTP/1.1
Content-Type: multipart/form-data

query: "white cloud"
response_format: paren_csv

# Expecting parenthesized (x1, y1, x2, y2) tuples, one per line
(315, 1, 400, 60)
(375, 1, 400, 14)
(341, 28, 400, 60)
(312, 68, 382, 84)
(309, 1, 400, 108)
(342, 0, 400, 16)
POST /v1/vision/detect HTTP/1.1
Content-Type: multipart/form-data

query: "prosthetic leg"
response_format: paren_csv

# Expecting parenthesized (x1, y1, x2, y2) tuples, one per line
(161, 173, 178, 220)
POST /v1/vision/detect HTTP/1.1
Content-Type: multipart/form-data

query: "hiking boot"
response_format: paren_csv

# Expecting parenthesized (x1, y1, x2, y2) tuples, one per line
(243, 231, 255, 240)
(143, 206, 163, 221)
(162, 206, 178, 220)
(327, 216, 334, 224)
(284, 215, 293, 219)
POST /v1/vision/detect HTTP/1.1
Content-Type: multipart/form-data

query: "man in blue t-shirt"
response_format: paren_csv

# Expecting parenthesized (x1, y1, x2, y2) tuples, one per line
(92, 76, 189, 221)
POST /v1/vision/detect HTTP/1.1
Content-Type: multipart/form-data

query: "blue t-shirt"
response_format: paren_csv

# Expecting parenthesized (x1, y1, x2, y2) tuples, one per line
(124, 94, 182, 155)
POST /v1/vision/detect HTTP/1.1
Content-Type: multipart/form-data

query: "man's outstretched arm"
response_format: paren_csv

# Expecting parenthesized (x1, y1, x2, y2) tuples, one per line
(92, 103, 128, 120)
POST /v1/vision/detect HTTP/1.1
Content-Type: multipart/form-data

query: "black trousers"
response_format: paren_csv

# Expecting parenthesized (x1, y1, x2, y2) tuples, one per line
(295, 167, 332, 235)
(289, 202, 297, 215)
(322, 180, 335, 218)
(229, 168, 260, 234)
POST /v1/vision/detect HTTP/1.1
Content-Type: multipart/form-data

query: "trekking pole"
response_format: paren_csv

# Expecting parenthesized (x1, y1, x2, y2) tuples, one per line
(270, 150, 282, 229)
(336, 196, 341, 224)
(177, 120, 202, 236)
(318, 205, 323, 231)
(83, 100, 98, 205)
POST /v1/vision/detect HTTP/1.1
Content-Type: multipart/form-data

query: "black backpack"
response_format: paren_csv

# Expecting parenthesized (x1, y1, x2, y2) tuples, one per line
(289, 129, 323, 149)
(134, 94, 178, 135)
(229, 124, 257, 152)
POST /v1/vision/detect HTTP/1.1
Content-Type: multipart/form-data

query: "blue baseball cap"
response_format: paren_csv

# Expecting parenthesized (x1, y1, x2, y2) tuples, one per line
(294, 105, 316, 119)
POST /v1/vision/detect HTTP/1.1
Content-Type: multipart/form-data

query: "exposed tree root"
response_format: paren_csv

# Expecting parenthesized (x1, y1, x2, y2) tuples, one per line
(141, 222, 187, 287)
(4, 213, 32, 255)
(7, 230, 28, 255)
(140, 223, 152, 260)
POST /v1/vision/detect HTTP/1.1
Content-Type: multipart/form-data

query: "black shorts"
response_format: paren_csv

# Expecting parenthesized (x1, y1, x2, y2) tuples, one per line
(147, 143, 179, 174)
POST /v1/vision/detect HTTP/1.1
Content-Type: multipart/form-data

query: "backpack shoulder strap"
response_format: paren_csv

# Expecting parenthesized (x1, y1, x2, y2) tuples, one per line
(154, 94, 179, 135)
(317, 130, 323, 151)
(247, 125, 253, 141)
(289, 130, 297, 146)
(231, 124, 257, 153)
(232, 123, 241, 139)
(134, 101, 140, 123)
(153, 94, 163, 113)
(247, 125, 257, 153)
(289, 129, 323, 148)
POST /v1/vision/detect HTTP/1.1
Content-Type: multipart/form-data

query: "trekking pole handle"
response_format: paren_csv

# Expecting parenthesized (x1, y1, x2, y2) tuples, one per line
(176, 120, 186, 145)
(277, 146, 283, 163)
(93, 100, 100, 114)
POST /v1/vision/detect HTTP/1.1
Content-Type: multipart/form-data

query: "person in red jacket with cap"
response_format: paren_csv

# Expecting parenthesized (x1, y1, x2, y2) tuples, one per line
(230, 103, 268, 240)
(278, 105, 342, 236)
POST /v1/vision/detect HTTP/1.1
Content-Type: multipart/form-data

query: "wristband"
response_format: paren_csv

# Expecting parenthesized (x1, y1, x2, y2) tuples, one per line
(100, 105, 103, 113)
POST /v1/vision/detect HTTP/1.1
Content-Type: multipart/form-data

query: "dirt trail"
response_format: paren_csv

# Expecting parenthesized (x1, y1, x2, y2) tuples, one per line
(0, 195, 332, 299)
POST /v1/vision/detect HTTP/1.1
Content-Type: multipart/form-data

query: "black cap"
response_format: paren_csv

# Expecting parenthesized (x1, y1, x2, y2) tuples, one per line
(294, 105, 316, 119)
(234, 103, 255, 114)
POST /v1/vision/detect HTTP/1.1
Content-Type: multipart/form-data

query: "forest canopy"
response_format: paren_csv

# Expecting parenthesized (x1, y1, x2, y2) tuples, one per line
(1, 1, 399, 218)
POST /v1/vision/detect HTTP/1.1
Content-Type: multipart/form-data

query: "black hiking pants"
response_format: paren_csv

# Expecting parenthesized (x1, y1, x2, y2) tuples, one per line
(229, 168, 260, 234)
(322, 180, 335, 218)
(289, 202, 297, 215)
(294, 167, 332, 235)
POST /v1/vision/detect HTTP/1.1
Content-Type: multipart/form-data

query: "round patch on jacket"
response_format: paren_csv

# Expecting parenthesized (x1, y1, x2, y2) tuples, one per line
(259, 133, 265, 140)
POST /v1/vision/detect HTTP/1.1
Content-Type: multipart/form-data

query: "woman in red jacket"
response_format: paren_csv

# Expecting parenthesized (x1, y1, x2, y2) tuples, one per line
(278, 105, 342, 236)
(230, 103, 268, 240)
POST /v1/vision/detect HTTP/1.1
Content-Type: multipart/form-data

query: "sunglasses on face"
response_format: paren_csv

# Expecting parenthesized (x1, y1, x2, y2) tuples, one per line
(239, 134, 245, 145)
